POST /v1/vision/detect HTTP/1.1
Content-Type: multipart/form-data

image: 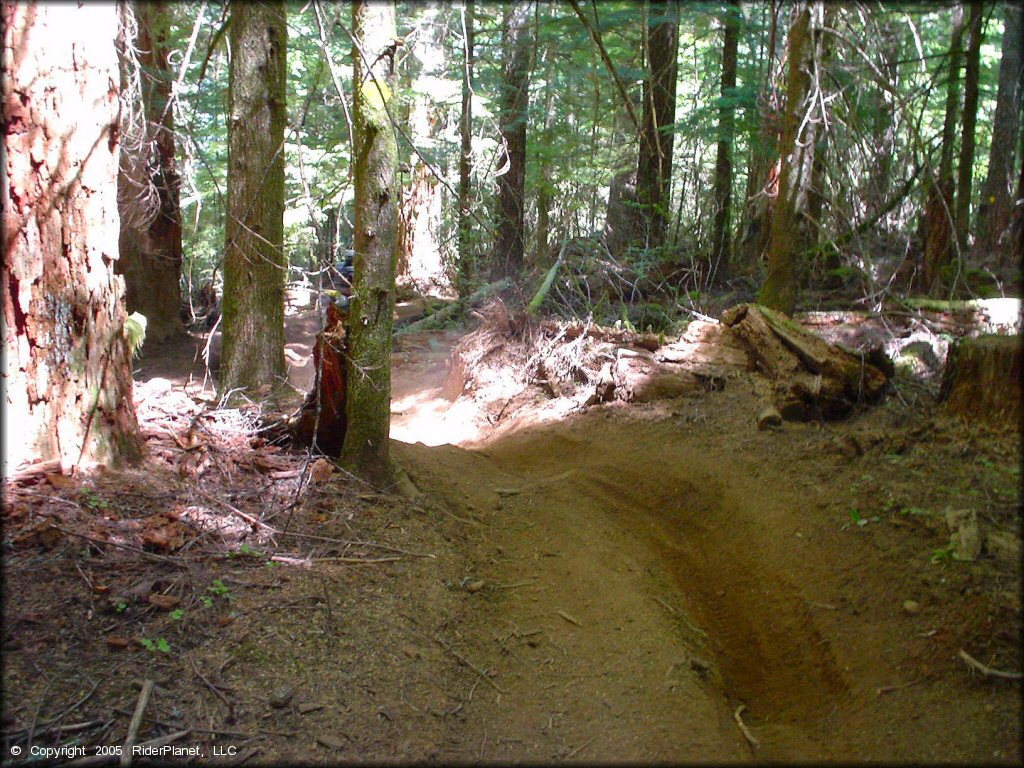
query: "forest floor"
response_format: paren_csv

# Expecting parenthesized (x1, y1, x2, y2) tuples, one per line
(2, 301, 1021, 764)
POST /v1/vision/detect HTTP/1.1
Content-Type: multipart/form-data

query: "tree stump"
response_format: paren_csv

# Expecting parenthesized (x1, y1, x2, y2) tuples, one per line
(940, 334, 1022, 428)
(722, 304, 889, 420)
(292, 303, 348, 455)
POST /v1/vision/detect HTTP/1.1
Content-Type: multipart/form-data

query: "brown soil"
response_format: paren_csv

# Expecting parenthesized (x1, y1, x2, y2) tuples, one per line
(2, 307, 1020, 764)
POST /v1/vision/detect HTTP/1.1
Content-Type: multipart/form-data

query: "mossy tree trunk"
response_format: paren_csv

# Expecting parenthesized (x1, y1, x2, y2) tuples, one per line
(220, 0, 287, 394)
(456, 0, 475, 300)
(342, 0, 400, 486)
(492, 2, 532, 280)
(759, 1, 826, 314)
(2, 2, 142, 473)
(116, 0, 184, 343)
(634, 0, 679, 251)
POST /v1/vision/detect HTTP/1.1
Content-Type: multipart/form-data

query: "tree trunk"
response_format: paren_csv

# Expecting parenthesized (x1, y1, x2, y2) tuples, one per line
(456, 0, 475, 299)
(710, 0, 740, 283)
(116, 0, 184, 343)
(634, 0, 679, 251)
(975, 2, 1022, 265)
(535, 38, 557, 266)
(758, 2, 826, 314)
(739, 0, 781, 272)
(493, 2, 532, 279)
(2, 2, 142, 473)
(220, 0, 287, 394)
(941, 334, 1022, 429)
(922, 4, 965, 295)
(342, 0, 400, 486)
(954, 1, 984, 252)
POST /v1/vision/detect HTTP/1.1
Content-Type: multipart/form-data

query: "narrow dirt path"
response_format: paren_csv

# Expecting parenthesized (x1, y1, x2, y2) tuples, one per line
(395, 406, 1019, 762)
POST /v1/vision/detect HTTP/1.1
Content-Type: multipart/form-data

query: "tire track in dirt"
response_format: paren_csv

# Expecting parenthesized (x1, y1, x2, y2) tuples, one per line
(398, 411, 851, 760)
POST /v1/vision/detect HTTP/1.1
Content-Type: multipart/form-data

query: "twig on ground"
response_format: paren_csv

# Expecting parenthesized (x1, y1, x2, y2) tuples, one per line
(188, 654, 233, 709)
(557, 610, 582, 627)
(120, 679, 154, 767)
(567, 735, 597, 758)
(733, 704, 759, 749)
(196, 490, 279, 533)
(55, 527, 185, 566)
(958, 649, 1023, 680)
(876, 679, 921, 696)
(495, 579, 538, 590)
(434, 635, 508, 694)
(269, 554, 402, 566)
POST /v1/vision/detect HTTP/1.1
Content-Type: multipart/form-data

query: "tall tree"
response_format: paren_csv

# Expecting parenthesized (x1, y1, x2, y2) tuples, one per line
(3, 2, 142, 473)
(758, 1, 828, 314)
(954, 1, 984, 252)
(456, 0, 475, 298)
(342, 0, 400, 485)
(493, 1, 532, 279)
(635, 0, 679, 250)
(116, 0, 185, 343)
(710, 0, 740, 282)
(922, 4, 965, 294)
(976, 2, 1023, 264)
(220, 0, 287, 393)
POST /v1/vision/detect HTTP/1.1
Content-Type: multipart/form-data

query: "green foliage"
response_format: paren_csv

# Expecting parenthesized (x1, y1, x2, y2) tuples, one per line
(139, 637, 171, 654)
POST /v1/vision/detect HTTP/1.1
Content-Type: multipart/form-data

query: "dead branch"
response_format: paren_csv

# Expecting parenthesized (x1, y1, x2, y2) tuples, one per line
(958, 649, 1023, 680)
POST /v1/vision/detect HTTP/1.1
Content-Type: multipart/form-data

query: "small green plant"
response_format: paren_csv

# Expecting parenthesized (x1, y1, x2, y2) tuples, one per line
(208, 579, 233, 601)
(115, 601, 127, 614)
(931, 546, 953, 564)
(140, 637, 171, 653)
(170, 608, 184, 621)
(199, 595, 213, 609)
(78, 487, 109, 511)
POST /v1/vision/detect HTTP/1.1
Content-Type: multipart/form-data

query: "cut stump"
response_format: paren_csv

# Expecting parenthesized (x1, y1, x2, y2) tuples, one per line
(292, 303, 348, 455)
(722, 304, 889, 420)
(940, 334, 1021, 429)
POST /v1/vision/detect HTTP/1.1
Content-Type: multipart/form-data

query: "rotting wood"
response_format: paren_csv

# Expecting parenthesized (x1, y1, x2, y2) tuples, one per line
(723, 304, 889, 420)
(292, 302, 348, 455)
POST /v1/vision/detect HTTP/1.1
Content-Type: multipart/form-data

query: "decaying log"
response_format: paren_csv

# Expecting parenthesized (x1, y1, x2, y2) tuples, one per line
(397, 278, 511, 335)
(940, 334, 1021, 428)
(292, 303, 348, 455)
(722, 304, 889, 420)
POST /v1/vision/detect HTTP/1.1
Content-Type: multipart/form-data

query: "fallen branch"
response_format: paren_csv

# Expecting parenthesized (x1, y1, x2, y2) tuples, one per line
(120, 680, 154, 767)
(958, 649, 1023, 680)
(196, 489, 279, 533)
(733, 704, 759, 749)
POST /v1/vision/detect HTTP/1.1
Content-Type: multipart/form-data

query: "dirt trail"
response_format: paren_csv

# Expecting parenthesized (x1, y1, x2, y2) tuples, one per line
(387, 330, 1021, 762)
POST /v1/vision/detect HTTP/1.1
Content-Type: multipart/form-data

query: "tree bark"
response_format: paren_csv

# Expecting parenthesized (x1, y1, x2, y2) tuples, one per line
(954, 1, 984, 252)
(922, 4, 965, 295)
(220, 0, 287, 394)
(2, 1, 142, 473)
(710, 0, 740, 282)
(456, 0, 475, 299)
(116, 0, 184, 343)
(976, 2, 1022, 265)
(758, 2, 826, 314)
(635, 0, 679, 251)
(493, 2, 532, 279)
(535, 37, 557, 266)
(342, 0, 400, 486)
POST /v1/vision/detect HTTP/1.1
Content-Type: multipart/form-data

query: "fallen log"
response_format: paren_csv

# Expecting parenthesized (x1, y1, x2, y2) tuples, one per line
(397, 278, 511, 335)
(722, 304, 889, 420)
(940, 334, 1021, 429)
(292, 302, 348, 455)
